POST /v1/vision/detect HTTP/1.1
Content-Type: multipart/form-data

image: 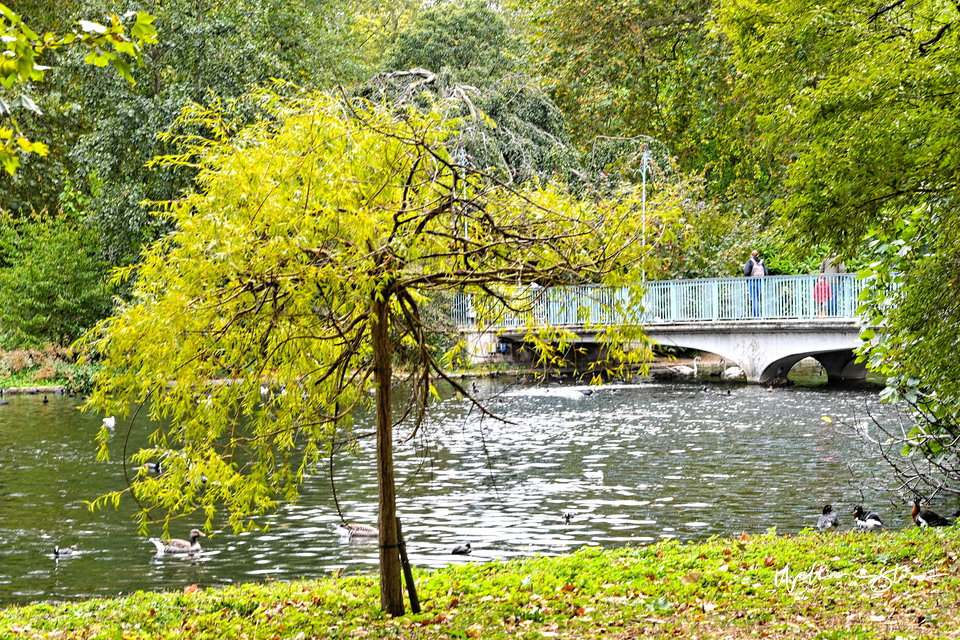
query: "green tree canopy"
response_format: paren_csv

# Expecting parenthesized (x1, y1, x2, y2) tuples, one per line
(521, 0, 773, 201)
(382, 0, 519, 86)
(356, 69, 581, 186)
(0, 2, 157, 174)
(0, 208, 114, 347)
(718, 0, 959, 248)
(1, 0, 369, 263)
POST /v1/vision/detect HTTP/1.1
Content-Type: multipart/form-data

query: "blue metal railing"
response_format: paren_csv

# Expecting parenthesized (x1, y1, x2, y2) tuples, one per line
(453, 274, 864, 330)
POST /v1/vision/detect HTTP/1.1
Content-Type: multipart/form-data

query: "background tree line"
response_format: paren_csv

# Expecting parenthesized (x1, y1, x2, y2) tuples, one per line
(3, 0, 959, 508)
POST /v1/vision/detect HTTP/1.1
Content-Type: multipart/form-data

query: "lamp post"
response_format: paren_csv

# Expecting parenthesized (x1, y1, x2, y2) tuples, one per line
(640, 144, 651, 284)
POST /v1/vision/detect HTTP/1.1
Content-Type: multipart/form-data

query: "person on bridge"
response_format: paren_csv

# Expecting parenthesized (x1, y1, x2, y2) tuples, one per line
(813, 276, 833, 317)
(744, 250, 768, 317)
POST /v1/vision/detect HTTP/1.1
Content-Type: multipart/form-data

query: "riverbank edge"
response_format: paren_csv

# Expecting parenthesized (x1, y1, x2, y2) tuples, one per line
(3, 526, 959, 639)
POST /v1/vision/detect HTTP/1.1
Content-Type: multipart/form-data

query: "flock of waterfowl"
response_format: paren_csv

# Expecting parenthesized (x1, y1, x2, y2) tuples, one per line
(49, 521, 472, 561)
(41, 412, 960, 565)
(816, 500, 960, 532)
(54, 497, 957, 562)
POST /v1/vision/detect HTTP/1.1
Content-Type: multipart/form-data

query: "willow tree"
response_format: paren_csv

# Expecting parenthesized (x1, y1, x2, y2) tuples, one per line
(83, 88, 662, 614)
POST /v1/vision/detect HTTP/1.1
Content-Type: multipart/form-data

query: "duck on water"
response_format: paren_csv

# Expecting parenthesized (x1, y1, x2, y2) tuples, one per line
(341, 523, 378, 539)
(150, 529, 206, 555)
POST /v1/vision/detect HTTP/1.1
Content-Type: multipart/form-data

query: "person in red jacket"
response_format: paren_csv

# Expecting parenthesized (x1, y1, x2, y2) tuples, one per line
(813, 277, 833, 317)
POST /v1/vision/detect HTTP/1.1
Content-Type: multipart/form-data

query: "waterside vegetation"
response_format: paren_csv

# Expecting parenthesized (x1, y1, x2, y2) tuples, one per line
(4, 527, 960, 639)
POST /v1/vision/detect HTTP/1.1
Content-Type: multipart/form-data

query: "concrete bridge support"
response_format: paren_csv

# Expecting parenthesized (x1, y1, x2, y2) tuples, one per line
(644, 319, 865, 384)
(467, 319, 867, 385)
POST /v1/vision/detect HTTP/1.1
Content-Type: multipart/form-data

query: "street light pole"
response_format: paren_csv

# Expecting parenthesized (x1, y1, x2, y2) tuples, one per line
(640, 144, 650, 284)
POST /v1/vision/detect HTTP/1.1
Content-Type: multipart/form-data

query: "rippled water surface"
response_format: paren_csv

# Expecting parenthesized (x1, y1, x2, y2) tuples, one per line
(0, 378, 900, 604)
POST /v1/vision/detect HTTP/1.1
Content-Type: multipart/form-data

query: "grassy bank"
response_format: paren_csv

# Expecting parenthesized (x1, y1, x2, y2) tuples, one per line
(0, 348, 95, 394)
(3, 527, 960, 639)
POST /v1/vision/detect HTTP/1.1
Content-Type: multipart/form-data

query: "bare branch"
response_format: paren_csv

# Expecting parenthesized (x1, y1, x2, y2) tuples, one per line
(868, 0, 907, 22)
(919, 22, 951, 54)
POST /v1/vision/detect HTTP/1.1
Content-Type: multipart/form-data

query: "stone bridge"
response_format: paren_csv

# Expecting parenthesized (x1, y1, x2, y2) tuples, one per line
(454, 274, 868, 384)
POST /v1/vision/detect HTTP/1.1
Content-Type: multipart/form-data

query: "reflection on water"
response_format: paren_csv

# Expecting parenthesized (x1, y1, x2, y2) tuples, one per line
(0, 378, 898, 604)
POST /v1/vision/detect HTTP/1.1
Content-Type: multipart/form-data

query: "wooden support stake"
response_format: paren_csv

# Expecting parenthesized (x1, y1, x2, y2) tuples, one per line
(396, 517, 420, 613)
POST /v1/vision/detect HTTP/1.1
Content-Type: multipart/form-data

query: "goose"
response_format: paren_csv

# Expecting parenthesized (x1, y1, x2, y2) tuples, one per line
(53, 545, 77, 558)
(563, 512, 573, 524)
(342, 523, 379, 538)
(911, 500, 954, 527)
(149, 529, 205, 555)
(451, 542, 472, 555)
(816, 504, 839, 531)
(42, 395, 48, 404)
(142, 462, 162, 474)
(852, 505, 883, 530)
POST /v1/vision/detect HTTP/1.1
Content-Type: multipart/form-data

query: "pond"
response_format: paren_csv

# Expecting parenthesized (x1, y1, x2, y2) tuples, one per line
(0, 376, 901, 605)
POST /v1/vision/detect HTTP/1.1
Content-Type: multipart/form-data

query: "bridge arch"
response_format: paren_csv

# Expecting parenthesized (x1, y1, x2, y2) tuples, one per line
(645, 320, 865, 384)
(761, 349, 865, 384)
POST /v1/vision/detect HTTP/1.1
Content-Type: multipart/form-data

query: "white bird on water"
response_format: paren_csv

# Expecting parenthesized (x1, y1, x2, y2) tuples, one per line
(102, 416, 116, 429)
(341, 523, 378, 539)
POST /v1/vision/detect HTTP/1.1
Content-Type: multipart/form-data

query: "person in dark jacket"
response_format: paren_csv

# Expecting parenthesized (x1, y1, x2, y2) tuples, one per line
(744, 250, 768, 317)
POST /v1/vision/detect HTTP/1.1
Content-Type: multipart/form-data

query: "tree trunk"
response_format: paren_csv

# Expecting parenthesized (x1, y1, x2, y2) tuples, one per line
(372, 294, 404, 616)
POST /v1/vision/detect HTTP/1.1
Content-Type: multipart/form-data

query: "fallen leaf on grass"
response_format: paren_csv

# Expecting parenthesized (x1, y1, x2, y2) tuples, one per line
(681, 571, 703, 585)
(184, 584, 199, 594)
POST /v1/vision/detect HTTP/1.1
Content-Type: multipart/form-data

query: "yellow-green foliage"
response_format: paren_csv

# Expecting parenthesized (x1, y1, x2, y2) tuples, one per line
(4, 528, 960, 638)
(81, 89, 680, 535)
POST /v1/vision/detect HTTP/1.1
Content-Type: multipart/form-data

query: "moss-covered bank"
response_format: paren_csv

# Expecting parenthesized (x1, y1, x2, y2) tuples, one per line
(3, 527, 959, 639)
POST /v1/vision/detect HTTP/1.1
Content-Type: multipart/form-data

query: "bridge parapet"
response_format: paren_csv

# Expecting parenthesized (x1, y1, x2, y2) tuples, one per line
(453, 274, 865, 330)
